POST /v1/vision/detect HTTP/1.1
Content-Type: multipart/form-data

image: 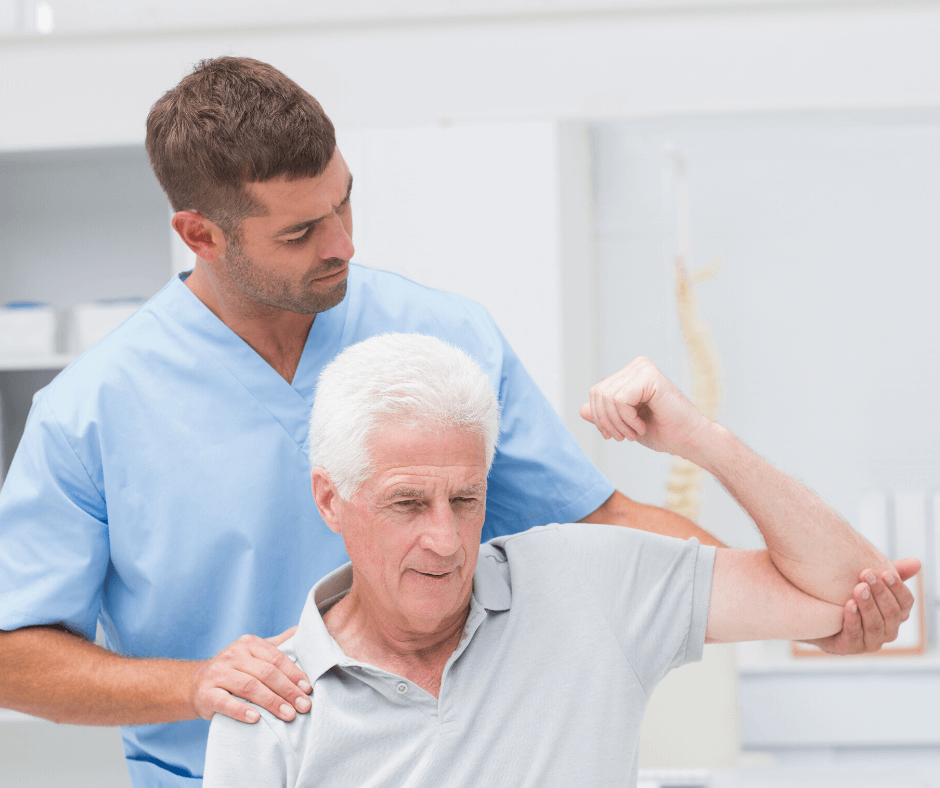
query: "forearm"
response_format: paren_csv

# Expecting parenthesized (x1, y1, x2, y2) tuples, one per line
(690, 422, 892, 604)
(580, 490, 725, 547)
(0, 625, 199, 725)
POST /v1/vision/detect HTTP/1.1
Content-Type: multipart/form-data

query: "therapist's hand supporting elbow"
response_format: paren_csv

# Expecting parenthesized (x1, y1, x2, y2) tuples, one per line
(191, 627, 312, 724)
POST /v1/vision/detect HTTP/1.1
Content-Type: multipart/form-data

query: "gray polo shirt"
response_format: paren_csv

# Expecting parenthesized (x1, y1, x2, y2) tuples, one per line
(204, 523, 715, 788)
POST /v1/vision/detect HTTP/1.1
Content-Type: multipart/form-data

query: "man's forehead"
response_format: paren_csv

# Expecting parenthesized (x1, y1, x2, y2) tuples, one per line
(363, 424, 487, 495)
(376, 466, 488, 496)
(372, 424, 484, 460)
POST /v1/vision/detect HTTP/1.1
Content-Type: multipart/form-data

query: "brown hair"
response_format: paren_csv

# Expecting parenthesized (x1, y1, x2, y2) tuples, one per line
(145, 57, 336, 234)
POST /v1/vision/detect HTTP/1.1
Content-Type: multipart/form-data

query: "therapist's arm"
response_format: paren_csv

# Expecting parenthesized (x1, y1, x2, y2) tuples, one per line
(580, 490, 724, 546)
(582, 357, 919, 645)
(0, 624, 310, 726)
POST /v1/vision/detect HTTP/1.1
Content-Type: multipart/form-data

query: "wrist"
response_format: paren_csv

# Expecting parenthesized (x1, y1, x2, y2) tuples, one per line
(681, 419, 731, 473)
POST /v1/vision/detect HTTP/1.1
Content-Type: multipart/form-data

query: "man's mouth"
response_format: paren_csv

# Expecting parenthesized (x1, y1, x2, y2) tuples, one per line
(314, 264, 348, 283)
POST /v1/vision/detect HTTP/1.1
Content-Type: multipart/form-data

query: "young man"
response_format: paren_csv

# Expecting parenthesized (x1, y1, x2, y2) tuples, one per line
(0, 58, 913, 787)
(203, 334, 918, 787)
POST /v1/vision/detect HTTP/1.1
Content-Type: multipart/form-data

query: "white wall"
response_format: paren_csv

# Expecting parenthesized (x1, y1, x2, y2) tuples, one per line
(592, 109, 940, 549)
(3, 1, 940, 151)
(340, 123, 565, 414)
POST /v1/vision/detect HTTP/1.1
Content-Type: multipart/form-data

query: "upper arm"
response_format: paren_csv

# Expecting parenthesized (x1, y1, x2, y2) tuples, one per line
(0, 394, 109, 639)
(706, 549, 844, 643)
(204, 710, 289, 788)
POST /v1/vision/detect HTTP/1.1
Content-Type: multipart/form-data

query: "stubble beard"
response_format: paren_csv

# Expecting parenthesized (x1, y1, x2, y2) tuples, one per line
(224, 239, 348, 316)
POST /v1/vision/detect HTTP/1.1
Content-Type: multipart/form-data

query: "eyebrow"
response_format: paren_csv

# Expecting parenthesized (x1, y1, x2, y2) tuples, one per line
(383, 482, 487, 502)
(453, 483, 487, 498)
(387, 487, 424, 500)
(275, 174, 353, 237)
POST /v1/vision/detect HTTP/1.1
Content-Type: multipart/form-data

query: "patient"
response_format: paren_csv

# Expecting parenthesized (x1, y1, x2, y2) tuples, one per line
(203, 333, 915, 787)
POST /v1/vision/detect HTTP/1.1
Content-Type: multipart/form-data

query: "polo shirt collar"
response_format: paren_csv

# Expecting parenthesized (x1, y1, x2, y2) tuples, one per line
(291, 551, 514, 681)
(291, 563, 354, 682)
(471, 549, 513, 612)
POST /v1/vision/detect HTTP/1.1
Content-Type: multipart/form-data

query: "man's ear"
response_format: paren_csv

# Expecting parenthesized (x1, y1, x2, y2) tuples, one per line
(311, 468, 343, 534)
(171, 211, 225, 262)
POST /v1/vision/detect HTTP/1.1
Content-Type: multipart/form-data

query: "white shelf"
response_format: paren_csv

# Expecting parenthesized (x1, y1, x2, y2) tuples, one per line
(0, 353, 77, 372)
(739, 650, 940, 676)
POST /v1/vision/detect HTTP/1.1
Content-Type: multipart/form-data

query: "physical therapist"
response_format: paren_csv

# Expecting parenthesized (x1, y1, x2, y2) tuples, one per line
(0, 56, 915, 787)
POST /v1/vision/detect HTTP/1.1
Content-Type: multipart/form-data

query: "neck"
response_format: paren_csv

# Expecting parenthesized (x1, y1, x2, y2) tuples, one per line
(323, 590, 470, 699)
(185, 262, 315, 383)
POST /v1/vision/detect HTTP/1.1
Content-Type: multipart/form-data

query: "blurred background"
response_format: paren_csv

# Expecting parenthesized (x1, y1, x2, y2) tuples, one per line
(1, 1, 939, 785)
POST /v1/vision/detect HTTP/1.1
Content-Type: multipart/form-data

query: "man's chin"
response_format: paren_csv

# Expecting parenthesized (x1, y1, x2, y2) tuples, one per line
(288, 278, 348, 315)
(311, 278, 348, 313)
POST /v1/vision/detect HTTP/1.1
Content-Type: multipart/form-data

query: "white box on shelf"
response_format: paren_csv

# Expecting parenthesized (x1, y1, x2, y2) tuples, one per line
(70, 299, 143, 353)
(0, 302, 58, 355)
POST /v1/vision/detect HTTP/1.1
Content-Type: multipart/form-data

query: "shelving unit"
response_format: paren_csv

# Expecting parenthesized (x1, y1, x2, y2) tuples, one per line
(0, 144, 174, 480)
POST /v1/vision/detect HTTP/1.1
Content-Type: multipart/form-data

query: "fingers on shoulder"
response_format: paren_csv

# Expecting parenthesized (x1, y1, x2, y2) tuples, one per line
(202, 686, 262, 724)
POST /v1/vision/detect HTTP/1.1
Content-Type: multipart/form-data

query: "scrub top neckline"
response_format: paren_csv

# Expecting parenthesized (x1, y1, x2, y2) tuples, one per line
(164, 270, 352, 453)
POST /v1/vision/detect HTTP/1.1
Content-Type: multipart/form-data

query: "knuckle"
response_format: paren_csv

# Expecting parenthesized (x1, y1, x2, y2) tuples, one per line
(225, 698, 248, 719)
(266, 649, 288, 668)
(257, 661, 281, 684)
(234, 674, 260, 697)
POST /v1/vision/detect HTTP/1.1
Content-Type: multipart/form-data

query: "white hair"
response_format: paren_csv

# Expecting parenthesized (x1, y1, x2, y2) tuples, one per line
(309, 333, 501, 500)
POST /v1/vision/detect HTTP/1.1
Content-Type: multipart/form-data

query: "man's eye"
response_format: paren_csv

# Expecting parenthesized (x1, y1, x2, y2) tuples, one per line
(284, 228, 312, 245)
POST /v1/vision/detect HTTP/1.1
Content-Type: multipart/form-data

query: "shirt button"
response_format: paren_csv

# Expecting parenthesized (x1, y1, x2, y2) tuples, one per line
(396, 682, 408, 694)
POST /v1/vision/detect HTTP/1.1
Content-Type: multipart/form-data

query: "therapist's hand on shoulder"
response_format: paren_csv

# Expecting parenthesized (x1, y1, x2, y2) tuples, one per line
(190, 627, 312, 724)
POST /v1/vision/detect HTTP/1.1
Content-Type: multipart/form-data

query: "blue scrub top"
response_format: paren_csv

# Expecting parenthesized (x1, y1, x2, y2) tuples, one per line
(0, 264, 613, 786)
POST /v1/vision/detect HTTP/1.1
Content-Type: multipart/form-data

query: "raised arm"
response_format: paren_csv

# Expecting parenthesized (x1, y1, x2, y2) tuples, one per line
(581, 357, 919, 644)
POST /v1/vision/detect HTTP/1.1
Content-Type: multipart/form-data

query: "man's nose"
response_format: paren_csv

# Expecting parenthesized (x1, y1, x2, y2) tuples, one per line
(320, 212, 354, 261)
(419, 505, 461, 556)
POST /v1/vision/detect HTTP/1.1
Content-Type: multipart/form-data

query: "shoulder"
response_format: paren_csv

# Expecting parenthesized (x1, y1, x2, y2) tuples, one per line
(205, 705, 295, 787)
(346, 265, 501, 342)
(349, 263, 487, 309)
(42, 278, 182, 404)
(487, 523, 706, 579)
(344, 264, 509, 385)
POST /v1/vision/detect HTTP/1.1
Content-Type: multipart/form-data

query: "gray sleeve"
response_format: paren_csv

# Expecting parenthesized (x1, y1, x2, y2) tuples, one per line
(203, 710, 291, 788)
(559, 523, 716, 693)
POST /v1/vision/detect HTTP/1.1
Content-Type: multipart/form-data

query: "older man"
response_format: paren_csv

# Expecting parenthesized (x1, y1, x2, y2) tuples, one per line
(203, 333, 916, 788)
